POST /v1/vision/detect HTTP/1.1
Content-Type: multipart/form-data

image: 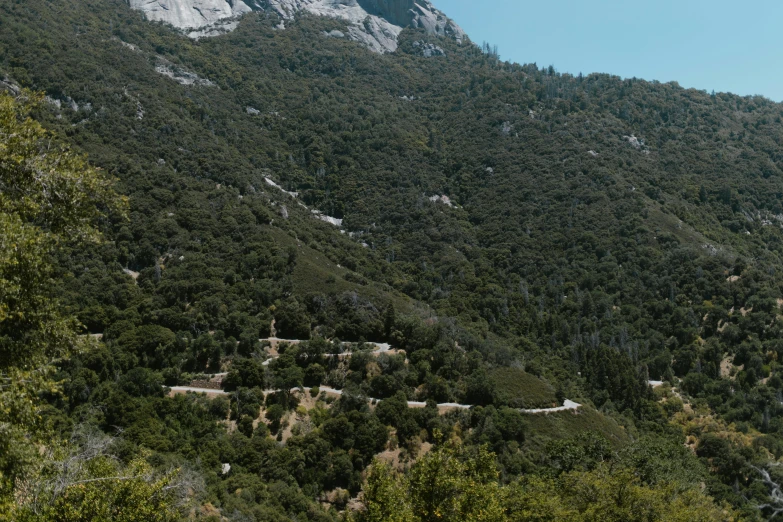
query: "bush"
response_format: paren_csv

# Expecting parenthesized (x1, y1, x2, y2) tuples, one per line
(210, 396, 231, 419)
(266, 404, 286, 434)
(304, 364, 325, 387)
(238, 415, 255, 438)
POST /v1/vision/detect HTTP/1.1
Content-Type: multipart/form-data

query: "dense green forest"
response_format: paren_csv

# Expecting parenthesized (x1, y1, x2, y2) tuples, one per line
(3, 0, 783, 519)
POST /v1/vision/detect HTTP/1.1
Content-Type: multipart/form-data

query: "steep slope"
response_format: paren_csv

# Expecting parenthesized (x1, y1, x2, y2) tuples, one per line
(3, 0, 783, 519)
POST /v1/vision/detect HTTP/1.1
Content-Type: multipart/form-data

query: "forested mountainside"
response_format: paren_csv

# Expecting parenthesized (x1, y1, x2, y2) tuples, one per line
(3, 0, 783, 519)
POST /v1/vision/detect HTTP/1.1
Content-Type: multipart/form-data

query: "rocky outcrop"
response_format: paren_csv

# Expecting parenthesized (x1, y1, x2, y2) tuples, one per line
(357, 0, 415, 27)
(262, 0, 465, 53)
(128, 0, 465, 53)
(128, 0, 252, 30)
(155, 60, 216, 86)
(413, 40, 445, 57)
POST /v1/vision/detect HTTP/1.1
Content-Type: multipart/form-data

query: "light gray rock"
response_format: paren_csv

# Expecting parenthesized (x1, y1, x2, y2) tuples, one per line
(261, 0, 465, 53)
(155, 62, 216, 86)
(0, 78, 20, 95)
(322, 29, 346, 38)
(428, 194, 453, 207)
(188, 19, 241, 38)
(45, 95, 80, 111)
(623, 134, 650, 154)
(311, 209, 343, 227)
(623, 134, 645, 149)
(128, 0, 465, 53)
(128, 0, 252, 30)
(413, 40, 445, 57)
(46, 97, 62, 110)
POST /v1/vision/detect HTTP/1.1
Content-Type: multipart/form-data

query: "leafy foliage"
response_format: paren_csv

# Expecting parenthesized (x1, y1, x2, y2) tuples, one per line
(0, 91, 181, 521)
(356, 437, 738, 522)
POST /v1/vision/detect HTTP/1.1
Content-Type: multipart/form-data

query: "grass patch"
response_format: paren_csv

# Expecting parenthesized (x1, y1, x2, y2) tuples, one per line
(264, 224, 415, 313)
(491, 367, 557, 409)
(522, 407, 630, 453)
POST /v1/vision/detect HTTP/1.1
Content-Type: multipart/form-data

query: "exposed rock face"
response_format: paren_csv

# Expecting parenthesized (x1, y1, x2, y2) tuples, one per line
(262, 0, 465, 53)
(0, 77, 21, 95)
(155, 62, 216, 86)
(413, 40, 445, 57)
(357, 0, 413, 27)
(128, 0, 465, 53)
(128, 0, 252, 30)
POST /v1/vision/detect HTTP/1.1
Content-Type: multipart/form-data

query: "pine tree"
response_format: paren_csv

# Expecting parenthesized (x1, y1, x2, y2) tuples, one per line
(383, 302, 396, 338)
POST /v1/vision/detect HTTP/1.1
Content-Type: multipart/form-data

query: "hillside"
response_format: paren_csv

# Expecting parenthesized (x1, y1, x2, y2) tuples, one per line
(3, 0, 783, 519)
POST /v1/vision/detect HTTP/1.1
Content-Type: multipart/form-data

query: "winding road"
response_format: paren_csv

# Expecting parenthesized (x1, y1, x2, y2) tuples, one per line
(167, 385, 582, 414)
(170, 338, 593, 413)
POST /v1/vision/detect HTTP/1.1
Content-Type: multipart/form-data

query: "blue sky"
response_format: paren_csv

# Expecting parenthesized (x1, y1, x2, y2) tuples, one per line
(433, 0, 783, 102)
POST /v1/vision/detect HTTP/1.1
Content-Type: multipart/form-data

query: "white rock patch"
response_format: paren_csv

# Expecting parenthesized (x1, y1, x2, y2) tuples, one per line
(413, 40, 445, 57)
(429, 194, 453, 207)
(263, 177, 343, 227)
(623, 134, 651, 154)
(312, 209, 343, 227)
(155, 63, 215, 86)
(188, 19, 242, 38)
(128, 0, 251, 31)
(264, 177, 299, 198)
(129, 0, 465, 53)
